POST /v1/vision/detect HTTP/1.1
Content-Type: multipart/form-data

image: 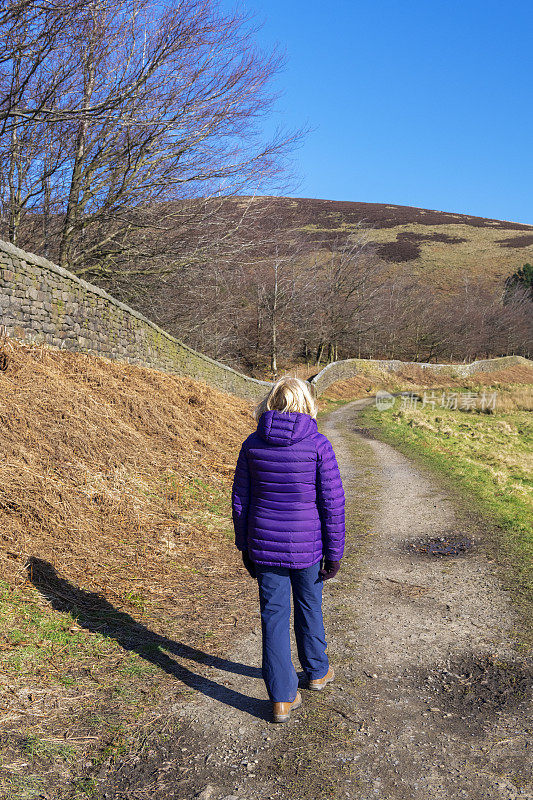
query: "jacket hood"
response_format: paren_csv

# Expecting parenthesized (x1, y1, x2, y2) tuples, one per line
(256, 409, 318, 446)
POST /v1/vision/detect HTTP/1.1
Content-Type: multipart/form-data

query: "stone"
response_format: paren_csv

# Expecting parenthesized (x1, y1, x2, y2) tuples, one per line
(194, 786, 216, 800)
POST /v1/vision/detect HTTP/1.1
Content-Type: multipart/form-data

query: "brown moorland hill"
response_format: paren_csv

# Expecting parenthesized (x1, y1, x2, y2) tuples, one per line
(64, 196, 531, 370)
(228, 196, 533, 291)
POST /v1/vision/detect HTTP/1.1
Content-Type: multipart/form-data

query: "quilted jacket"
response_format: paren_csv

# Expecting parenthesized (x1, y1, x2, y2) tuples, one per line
(231, 409, 345, 568)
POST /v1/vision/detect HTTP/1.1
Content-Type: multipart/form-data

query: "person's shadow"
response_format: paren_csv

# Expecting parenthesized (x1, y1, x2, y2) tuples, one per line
(26, 557, 270, 721)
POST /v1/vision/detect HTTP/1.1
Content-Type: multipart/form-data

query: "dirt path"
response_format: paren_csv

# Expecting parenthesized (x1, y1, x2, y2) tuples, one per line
(104, 398, 532, 800)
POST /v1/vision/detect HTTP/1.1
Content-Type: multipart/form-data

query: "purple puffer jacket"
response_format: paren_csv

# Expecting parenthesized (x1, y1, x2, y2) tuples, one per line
(231, 409, 345, 568)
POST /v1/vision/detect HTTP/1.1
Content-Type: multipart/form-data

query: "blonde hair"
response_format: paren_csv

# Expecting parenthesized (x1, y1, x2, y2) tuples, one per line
(253, 376, 318, 422)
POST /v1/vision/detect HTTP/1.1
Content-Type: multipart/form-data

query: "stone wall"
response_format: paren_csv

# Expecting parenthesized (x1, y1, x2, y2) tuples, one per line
(0, 239, 272, 402)
(309, 355, 532, 395)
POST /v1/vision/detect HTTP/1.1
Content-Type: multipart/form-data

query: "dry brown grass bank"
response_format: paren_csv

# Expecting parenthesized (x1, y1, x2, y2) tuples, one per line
(0, 337, 257, 645)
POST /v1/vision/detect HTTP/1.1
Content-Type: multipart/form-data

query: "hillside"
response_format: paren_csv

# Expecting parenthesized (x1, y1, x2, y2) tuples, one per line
(231, 196, 533, 290)
(98, 196, 532, 371)
(319, 359, 533, 404)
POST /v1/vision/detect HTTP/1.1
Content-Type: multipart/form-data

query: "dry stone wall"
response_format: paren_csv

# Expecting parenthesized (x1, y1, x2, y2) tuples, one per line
(0, 239, 271, 402)
(309, 355, 532, 395)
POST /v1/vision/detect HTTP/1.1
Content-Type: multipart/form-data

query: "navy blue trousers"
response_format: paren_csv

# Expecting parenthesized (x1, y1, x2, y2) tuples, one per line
(255, 561, 330, 703)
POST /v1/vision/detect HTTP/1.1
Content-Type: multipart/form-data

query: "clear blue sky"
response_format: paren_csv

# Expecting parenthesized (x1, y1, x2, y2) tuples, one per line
(223, 0, 533, 224)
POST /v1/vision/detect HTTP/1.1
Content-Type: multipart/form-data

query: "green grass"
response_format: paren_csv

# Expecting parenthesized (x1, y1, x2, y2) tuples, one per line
(0, 582, 174, 797)
(21, 735, 77, 764)
(157, 469, 234, 535)
(358, 386, 533, 633)
(0, 773, 46, 799)
(0, 459, 238, 796)
(70, 777, 100, 798)
(0, 582, 118, 680)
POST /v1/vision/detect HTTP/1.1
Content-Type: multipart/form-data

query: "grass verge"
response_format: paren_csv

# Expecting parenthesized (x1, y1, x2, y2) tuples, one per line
(0, 469, 257, 799)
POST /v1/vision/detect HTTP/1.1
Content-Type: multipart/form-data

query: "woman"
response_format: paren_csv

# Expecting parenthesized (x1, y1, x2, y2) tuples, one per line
(231, 376, 345, 722)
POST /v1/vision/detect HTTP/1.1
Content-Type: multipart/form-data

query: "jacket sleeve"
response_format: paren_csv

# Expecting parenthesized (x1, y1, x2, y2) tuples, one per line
(316, 437, 345, 561)
(231, 442, 251, 551)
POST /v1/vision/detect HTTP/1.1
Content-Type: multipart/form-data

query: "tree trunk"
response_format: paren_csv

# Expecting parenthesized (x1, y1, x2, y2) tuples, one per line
(59, 45, 95, 270)
(255, 287, 263, 357)
(414, 324, 420, 362)
(270, 263, 278, 377)
(7, 50, 21, 244)
(270, 318, 277, 375)
(42, 159, 51, 258)
(302, 339, 310, 367)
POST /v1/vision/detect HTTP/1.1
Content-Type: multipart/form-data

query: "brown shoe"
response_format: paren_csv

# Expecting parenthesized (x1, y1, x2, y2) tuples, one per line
(308, 666, 335, 691)
(272, 691, 302, 723)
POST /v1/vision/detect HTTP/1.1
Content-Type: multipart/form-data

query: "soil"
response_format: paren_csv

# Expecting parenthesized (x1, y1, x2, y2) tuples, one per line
(80, 399, 533, 799)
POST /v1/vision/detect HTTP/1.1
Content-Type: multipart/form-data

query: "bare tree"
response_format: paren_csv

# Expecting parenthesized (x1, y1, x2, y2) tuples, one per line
(0, 1, 86, 134)
(0, 0, 301, 272)
(304, 232, 386, 366)
(259, 240, 303, 376)
(367, 267, 533, 363)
